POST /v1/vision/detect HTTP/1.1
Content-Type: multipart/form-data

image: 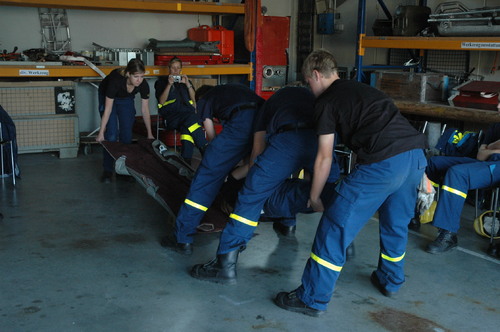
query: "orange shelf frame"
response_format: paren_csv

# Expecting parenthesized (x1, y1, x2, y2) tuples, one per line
(0, 0, 245, 14)
(359, 35, 500, 55)
(0, 64, 253, 80)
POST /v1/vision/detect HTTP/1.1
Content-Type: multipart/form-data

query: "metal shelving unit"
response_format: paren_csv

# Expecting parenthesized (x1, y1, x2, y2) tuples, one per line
(355, 0, 500, 81)
(360, 36, 500, 52)
(0, 0, 250, 79)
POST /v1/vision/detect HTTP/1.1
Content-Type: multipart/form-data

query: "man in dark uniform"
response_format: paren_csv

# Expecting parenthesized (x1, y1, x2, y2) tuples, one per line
(190, 86, 340, 284)
(425, 120, 500, 254)
(274, 49, 428, 317)
(154, 57, 207, 164)
(161, 83, 264, 255)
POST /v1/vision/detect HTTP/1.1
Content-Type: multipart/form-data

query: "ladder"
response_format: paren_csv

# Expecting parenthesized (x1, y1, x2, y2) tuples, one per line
(38, 8, 72, 53)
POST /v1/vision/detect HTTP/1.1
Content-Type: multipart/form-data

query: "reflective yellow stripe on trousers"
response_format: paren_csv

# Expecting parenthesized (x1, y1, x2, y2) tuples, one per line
(158, 99, 176, 108)
(181, 134, 194, 143)
(184, 199, 208, 212)
(381, 252, 405, 262)
(188, 123, 201, 133)
(442, 185, 467, 199)
(229, 213, 258, 227)
(310, 252, 342, 272)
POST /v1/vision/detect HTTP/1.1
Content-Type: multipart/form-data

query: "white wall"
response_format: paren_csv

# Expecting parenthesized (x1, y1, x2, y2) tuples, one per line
(0, 6, 211, 51)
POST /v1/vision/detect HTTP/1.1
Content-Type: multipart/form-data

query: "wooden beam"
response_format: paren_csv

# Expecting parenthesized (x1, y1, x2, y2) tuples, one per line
(395, 101, 500, 124)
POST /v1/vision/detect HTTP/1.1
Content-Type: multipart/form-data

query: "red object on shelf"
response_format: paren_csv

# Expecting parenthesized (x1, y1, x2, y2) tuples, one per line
(255, 16, 290, 100)
(451, 81, 500, 111)
(188, 25, 234, 63)
(154, 54, 229, 66)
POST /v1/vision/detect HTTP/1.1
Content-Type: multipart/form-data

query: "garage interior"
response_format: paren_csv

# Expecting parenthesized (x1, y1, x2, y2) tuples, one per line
(0, 1, 499, 331)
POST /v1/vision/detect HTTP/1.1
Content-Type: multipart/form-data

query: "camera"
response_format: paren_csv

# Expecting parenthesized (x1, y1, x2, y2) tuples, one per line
(171, 75, 181, 83)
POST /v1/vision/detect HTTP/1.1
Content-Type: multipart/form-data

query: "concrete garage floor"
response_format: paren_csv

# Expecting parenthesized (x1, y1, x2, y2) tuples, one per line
(1, 147, 499, 332)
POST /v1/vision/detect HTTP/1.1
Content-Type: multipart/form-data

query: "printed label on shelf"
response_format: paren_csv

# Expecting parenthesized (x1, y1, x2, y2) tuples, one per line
(19, 70, 50, 76)
(461, 42, 500, 50)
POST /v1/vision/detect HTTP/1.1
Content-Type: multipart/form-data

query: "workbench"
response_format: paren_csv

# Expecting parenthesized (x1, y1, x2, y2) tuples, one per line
(395, 101, 500, 124)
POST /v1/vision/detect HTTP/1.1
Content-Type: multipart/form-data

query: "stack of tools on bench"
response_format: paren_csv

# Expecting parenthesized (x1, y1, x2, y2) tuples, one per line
(150, 25, 234, 66)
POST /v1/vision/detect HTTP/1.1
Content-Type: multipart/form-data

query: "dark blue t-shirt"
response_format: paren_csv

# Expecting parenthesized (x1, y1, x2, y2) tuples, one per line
(255, 86, 315, 134)
(197, 84, 264, 121)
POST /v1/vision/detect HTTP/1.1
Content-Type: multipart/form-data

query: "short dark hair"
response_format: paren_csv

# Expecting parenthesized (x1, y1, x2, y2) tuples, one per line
(169, 57, 182, 69)
(195, 85, 214, 101)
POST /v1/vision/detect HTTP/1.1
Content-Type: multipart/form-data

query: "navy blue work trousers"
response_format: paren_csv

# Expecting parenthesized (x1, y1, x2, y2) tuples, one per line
(99, 95, 136, 173)
(217, 129, 339, 254)
(160, 109, 207, 160)
(174, 108, 256, 244)
(296, 149, 426, 311)
(426, 155, 500, 233)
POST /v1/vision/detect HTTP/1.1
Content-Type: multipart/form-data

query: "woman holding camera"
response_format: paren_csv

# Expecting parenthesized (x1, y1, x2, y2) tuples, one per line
(96, 58, 154, 183)
(154, 57, 207, 165)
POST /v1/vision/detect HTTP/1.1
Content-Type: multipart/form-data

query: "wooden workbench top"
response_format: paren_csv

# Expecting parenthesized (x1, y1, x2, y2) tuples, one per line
(395, 101, 500, 124)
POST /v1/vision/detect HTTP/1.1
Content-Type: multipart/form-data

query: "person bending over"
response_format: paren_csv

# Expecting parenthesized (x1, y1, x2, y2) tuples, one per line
(96, 58, 154, 183)
(161, 83, 264, 255)
(190, 86, 340, 284)
(274, 49, 428, 317)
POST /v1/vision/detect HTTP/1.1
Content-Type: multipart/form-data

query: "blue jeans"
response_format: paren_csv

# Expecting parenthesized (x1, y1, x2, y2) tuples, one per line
(99, 95, 136, 172)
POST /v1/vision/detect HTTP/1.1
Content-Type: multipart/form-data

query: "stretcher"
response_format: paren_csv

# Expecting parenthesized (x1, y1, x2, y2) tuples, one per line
(101, 139, 229, 233)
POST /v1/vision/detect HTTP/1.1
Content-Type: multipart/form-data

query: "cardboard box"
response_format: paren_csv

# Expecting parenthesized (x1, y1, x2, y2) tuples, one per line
(372, 71, 446, 103)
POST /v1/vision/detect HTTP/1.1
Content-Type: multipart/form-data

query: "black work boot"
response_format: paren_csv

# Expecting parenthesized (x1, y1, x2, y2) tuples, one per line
(100, 171, 112, 183)
(274, 290, 324, 317)
(426, 229, 458, 254)
(160, 235, 193, 255)
(408, 217, 421, 231)
(190, 249, 240, 285)
(346, 242, 355, 261)
(272, 222, 296, 237)
(370, 271, 397, 298)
